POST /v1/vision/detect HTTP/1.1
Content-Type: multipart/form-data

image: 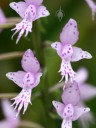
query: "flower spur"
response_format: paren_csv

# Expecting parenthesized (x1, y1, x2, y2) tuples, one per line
(9, 0, 50, 43)
(51, 18, 92, 83)
(6, 49, 42, 117)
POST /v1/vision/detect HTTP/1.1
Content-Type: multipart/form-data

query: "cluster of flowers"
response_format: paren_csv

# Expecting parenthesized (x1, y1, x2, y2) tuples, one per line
(0, 0, 96, 128)
(51, 19, 93, 128)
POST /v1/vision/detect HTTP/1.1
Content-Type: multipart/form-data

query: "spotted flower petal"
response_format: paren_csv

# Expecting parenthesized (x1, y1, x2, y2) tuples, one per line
(60, 44, 73, 60)
(63, 104, 74, 119)
(52, 101, 65, 118)
(11, 19, 32, 44)
(11, 88, 32, 117)
(35, 6, 50, 20)
(59, 60, 76, 82)
(6, 71, 26, 88)
(51, 42, 62, 56)
(70, 47, 92, 62)
(73, 106, 90, 121)
(61, 104, 73, 128)
(25, 0, 43, 6)
(24, 5, 36, 21)
(23, 72, 35, 89)
(21, 49, 40, 73)
(61, 119, 72, 128)
(9, 2, 27, 18)
(62, 81, 80, 106)
(60, 19, 79, 45)
(78, 109, 94, 128)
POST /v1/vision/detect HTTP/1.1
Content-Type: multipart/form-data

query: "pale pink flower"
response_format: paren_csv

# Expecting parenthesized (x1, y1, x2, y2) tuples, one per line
(0, 8, 6, 32)
(6, 49, 42, 117)
(0, 99, 19, 128)
(51, 19, 92, 83)
(85, 0, 96, 20)
(52, 81, 90, 128)
(9, 0, 50, 43)
(75, 67, 96, 128)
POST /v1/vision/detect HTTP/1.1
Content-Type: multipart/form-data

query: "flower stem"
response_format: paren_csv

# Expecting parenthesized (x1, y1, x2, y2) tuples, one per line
(32, 20, 56, 128)
(32, 20, 44, 67)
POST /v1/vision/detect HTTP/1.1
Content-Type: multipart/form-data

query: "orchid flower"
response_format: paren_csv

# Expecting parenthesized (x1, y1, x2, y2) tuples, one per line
(0, 99, 19, 128)
(9, 0, 50, 44)
(85, 0, 96, 20)
(74, 67, 96, 128)
(0, 8, 6, 32)
(52, 81, 90, 128)
(6, 49, 42, 117)
(51, 19, 92, 83)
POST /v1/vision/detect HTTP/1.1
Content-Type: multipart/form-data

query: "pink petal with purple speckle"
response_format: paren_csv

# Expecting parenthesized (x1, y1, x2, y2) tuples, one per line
(11, 88, 32, 117)
(63, 104, 74, 119)
(70, 47, 92, 62)
(51, 42, 62, 56)
(60, 19, 79, 45)
(52, 101, 65, 118)
(9, 2, 27, 18)
(21, 49, 40, 73)
(72, 106, 90, 121)
(11, 19, 32, 44)
(35, 6, 50, 20)
(6, 71, 26, 88)
(59, 60, 76, 82)
(24, 5, 36, 21)
(60, 44, 73, 60)
(62, 81, 81, 106)
(78, 105, 94, 128)
(61, 119, 72, 128)
(23, 72, 35, 89)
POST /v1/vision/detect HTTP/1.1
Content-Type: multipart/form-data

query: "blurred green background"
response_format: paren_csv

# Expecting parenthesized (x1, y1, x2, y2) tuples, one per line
(0, 0, 96, 128)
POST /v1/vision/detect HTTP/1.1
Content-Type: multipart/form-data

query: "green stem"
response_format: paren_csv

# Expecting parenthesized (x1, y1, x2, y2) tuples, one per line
(41, 73, 56, 128)
(32, 20, 56, 128)
(32, 20, 44, 67)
